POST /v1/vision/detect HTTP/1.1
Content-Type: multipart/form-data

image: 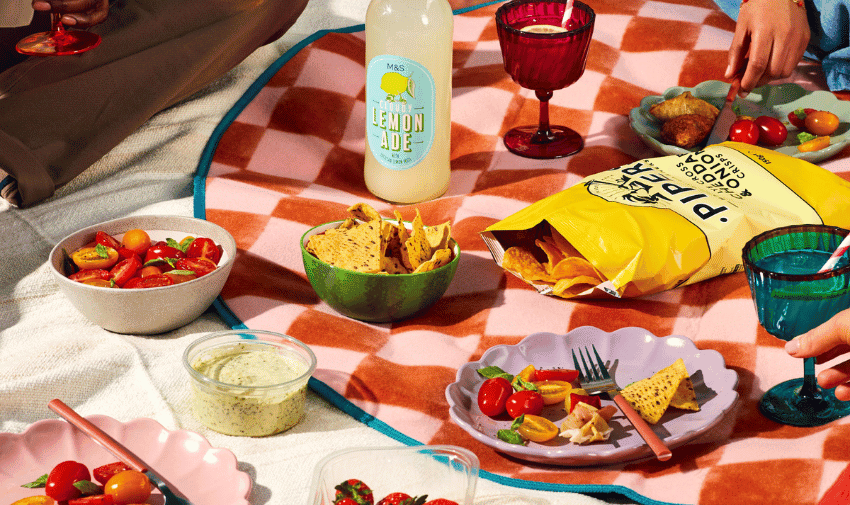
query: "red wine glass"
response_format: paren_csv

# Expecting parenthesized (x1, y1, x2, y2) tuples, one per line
(496, 0, 595, 159)
(16, 12, 101, 56)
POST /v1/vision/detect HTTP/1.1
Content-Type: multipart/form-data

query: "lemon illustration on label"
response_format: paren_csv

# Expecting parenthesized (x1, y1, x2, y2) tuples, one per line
(380, 72, 416, 103)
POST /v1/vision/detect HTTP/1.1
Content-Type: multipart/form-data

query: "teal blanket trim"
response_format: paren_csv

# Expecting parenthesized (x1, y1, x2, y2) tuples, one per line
(193, 3, 683, 504)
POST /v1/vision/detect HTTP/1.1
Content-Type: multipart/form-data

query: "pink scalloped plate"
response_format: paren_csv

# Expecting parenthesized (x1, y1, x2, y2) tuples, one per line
(0, 415, 251, 503)
(445, 326, 740, 466)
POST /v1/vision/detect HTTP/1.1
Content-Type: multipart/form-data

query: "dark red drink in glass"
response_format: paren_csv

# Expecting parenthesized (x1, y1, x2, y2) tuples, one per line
(16, 13, 101, 56)
(496, 0, 595, 158)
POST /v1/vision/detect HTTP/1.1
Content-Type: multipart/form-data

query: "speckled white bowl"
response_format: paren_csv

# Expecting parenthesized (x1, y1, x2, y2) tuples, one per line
(49, 215, 236, 335)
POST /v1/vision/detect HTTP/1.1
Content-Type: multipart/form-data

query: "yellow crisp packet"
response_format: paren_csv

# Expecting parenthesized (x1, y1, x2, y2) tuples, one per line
(481, 143, 850, 298)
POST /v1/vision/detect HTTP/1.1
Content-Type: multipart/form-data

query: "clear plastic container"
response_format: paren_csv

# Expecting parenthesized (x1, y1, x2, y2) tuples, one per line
(183, 330, 316, 437)
(310, 445, 479, 505)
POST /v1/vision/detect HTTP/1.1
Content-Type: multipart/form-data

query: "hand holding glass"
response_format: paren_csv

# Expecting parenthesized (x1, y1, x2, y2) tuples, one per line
(743, 224, 850, 427)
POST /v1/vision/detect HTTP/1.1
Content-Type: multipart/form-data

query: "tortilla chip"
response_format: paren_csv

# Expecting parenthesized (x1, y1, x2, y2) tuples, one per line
(426, 222, 452, 251)
(348, 202, 382, 222)
(382, 255, 409, 274)
(502, 246, 553, 283)
(339, 218, 358, 230)
(313, 219, 383, 273)
(412, 247, 452, 273)
(394, 211, 410, 245)
(550, 257, 601, 281)
(401, 210, 432, 270)
(670, 376, 699, 411)
(619, 358, 689, 424)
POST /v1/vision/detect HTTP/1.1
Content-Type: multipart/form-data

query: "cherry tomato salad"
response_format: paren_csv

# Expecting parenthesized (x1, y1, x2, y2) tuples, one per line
(333, 478, 458, 505)
(787, 108, 840, 152)
(476, 364, 601, 445)
(15, 460, 152, 505)
(62, 228, 223, 289)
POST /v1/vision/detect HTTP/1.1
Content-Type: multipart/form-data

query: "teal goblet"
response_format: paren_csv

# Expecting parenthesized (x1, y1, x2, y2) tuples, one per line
(743, 224, 850, 427)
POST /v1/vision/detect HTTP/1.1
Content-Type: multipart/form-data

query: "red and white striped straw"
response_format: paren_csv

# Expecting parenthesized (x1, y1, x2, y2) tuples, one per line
(560, 0, 574, 28)
(819, 234, 850, 273)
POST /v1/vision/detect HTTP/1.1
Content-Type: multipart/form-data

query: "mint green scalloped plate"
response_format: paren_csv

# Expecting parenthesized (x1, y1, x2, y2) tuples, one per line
(630, 80, 850, 163)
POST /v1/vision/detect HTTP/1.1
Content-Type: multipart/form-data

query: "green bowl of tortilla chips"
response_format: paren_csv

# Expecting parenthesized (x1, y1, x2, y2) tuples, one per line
(300, 204, 459, 323)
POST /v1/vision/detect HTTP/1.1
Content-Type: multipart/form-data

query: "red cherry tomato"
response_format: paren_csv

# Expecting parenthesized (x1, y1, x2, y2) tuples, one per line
(505, 390, 545, 418)
(175, 257, 217, 277)
(68, 495, 115, 505)
(787, 108, 815, 129)
(477, 377, 513, 417)
(69, 269, 111, 283)
(124, 274, 175, 289)
(143, 241, 185, 269)
(186, 237, 222, 265)
(95, 231, 121, 250)
(728, 118, 760, 144)
(103, 470, 152, 505)
(115, 247, 139, 261)
(93, 462, 132, 486)
(805, 110, 840, 136)
(46, 460, 90, 502)
(753, 115, 788, 146)
(164, 271, 198, 284)
(109, 255, 142, 287)
(533, 368, 579, 382)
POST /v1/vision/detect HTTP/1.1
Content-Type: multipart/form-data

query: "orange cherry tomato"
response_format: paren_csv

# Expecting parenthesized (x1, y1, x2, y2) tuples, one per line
(804, 110, 839, 136)
(121, 229, 151, 256)
(798, 135, 831, 152)
(516, 414, 559, 443)
(82, 279, 116, 288)
(138, 265, 162, 278)
(533, 380, 573, 405)
(71, 246, 119, 270)
(103, 470, 151, 505)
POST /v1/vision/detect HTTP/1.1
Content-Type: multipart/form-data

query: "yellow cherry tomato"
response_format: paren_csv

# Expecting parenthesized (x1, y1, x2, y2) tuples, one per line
(798, 135, 830, 152)
(511, 364, 537, 390)
(121, 228, 152, 256)
(104, 470, 152, 505)
(11, 497, 56, 505)
(804, 110, 839, 136)
(533, 380, 572, 405)
(517, 414, 560, 443)
(71, 245, 119, 270)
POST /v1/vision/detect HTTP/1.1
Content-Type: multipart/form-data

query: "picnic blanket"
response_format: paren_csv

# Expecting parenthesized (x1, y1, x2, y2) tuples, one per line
(195, 1, 850, 504)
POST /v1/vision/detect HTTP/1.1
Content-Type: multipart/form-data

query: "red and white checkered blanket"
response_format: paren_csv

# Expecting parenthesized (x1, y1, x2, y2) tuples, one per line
(196, 1, 850, 503)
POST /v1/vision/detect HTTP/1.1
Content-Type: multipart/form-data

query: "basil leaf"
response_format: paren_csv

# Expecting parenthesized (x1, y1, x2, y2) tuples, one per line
(21, 474, 48, 488)
(74, 479, 102, 495)
(497, 429, 526, 445)
(168, 270, 195, 276)
(511, 415, 525, 431)
(178, 236, 195, 252)
(511, 376, 537, 392)
(477, 366, 513, 382)
(95, 243, 110, 259)
(166, 238, 182, 250)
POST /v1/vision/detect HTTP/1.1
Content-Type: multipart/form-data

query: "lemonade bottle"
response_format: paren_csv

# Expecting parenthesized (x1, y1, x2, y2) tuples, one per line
(364, 0, 453, 204)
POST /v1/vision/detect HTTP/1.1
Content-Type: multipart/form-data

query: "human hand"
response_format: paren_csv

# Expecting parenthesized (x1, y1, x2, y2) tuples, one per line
(32, 0, 109, 28)
(725, 0, 810, 94)
(786, 307, 850, 401)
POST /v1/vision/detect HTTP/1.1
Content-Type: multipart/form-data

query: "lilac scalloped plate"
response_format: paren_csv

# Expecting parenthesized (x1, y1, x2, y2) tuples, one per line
(0, 415, 251, 503)
(445, 326, 739, 466)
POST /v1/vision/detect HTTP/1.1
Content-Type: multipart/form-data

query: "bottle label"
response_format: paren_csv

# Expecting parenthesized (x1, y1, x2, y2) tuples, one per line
(366, 54, 435, 171)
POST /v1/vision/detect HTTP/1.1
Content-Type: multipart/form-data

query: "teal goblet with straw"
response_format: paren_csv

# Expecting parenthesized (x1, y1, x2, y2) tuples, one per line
(743, 224, 850, 427)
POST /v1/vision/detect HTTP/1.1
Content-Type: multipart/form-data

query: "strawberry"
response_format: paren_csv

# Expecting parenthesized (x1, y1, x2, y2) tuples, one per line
(377, 493, 427, 505)
(334, 479, 374, 505)
(424, 500, 459, 505)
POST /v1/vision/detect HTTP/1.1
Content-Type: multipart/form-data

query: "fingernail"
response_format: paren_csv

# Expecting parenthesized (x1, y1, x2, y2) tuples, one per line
(785, 338, 800, 355)
(32, 1, 51, 11)
(739, 90, 749, 98)
(60, 15, 77, 25)
(725, 64, 731, 77)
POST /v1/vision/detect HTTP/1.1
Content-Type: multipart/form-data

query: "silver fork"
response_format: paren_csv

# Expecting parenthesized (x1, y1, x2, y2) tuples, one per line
(572, 345, 672, 462)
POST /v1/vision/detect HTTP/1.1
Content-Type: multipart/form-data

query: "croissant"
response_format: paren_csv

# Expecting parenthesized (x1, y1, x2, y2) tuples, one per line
(649, 91, 719, 122)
